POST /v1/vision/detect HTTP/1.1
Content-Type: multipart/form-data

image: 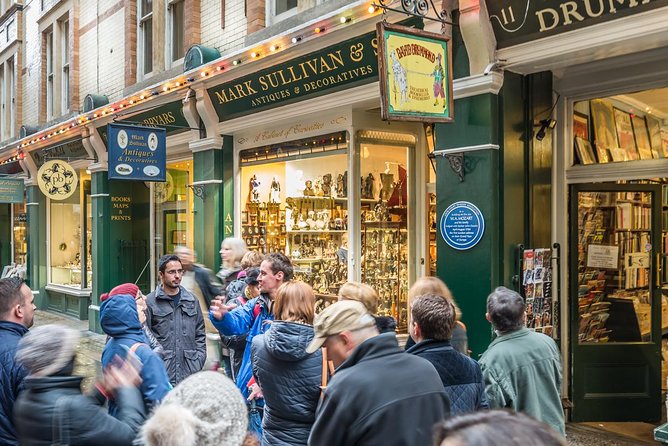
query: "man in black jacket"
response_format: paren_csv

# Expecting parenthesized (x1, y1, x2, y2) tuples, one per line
(13, 324, 146, 446)
(306, 300, 450, 446)
(0, 277, 35, 446)
(406, 294, 489, 415)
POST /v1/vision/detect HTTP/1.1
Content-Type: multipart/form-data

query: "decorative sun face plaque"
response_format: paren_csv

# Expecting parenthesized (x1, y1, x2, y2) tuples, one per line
(37, 159, 78, 200)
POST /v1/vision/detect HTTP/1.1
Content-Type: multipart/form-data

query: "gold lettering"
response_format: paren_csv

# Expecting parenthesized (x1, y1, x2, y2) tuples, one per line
(536, 7, 559, 31)
(215, 90, 230, 104)
(560, 1, 586, 24)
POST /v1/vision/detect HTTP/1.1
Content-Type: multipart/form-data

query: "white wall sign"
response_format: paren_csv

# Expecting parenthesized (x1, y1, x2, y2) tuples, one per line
(586, 244, 619, 269)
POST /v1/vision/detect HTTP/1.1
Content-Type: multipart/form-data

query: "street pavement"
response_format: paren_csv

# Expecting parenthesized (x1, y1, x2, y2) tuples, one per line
(31, 310, 660, 444)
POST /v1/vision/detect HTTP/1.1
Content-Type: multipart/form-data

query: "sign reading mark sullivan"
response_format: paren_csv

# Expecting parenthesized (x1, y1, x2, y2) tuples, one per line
(207, 31, 379, 121)
(440, 201, 485, 250)
(107, 123, 166, 182)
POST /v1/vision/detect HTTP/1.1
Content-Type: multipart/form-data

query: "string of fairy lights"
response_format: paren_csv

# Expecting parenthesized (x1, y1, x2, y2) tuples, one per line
(2, 2, 383, 165)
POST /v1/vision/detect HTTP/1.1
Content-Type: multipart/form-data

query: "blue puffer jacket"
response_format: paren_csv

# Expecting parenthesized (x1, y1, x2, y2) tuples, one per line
(0, 321, 28, 446)
(406, 339, 489, 416)
(211, 294, 274, 398)
(100, 294, 172, 416)
(252, 322, 322, 446)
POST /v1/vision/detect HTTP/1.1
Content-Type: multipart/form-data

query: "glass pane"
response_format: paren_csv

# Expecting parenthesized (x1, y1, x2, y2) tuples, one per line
(141, 0, 152, 14)
(171, 1, 184, 61)
(577, 191, 653, 343)
(12, 202, 27, 266)
(153, 161, 194, 266)
(275, 0, 298, 15)
(143, 19, 152, 74)
(360, 144, 410, 333)
(239, 133, 349, 305)
(50, 181, 82, 288)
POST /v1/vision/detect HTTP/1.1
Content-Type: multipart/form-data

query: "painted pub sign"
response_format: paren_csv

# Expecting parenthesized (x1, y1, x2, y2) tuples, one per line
(376, 22, 453, 123)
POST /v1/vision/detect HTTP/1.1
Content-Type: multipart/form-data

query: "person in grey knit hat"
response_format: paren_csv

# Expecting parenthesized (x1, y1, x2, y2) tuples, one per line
(141, 371, 252, 446)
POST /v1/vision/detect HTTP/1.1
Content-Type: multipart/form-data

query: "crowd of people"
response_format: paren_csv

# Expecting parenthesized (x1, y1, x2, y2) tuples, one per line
(0, 237, 567, 446)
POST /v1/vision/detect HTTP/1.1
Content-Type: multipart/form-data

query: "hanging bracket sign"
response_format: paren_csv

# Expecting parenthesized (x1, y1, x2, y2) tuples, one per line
(107, 123, 166, 182)
(37, 160, 78, 200)
(0, 178, 25, 203)
(440, 201, 485, 250)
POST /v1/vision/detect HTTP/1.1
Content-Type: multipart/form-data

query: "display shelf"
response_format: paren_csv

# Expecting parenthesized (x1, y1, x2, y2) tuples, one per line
(286, 230, 347, 234)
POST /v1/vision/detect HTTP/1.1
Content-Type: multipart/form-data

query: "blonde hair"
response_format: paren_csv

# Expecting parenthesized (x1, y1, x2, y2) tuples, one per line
(338, 282, 379, 314)
(240, 251, 264, 269)
(274, 281, 315, 324)
(409, 276, 462, 320)
(221, 238, 247, 269)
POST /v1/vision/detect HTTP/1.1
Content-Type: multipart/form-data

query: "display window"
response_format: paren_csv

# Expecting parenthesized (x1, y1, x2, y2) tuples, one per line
(12, 202, 27, 266)
(153, 160, 194, 261)
(48, 171, 92, 289)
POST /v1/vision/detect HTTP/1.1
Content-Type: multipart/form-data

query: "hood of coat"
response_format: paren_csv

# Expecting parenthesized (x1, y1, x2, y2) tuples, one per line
(265, 321, 315, 362)
(100, 294, 144, 340)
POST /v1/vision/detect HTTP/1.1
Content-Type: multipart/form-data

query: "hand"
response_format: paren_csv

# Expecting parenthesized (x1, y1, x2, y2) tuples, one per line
(210, 300, 236, 320)
(247, 383, 263, 401)
(100, 355, 143, 395)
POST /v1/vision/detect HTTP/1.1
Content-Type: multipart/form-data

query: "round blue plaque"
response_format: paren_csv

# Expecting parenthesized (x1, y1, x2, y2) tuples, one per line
(440, 201, 485, 250)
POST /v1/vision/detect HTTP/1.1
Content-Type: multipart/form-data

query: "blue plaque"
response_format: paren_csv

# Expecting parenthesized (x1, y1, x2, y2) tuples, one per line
(440, 201, 485, 250)
(107, 123, 166, 182)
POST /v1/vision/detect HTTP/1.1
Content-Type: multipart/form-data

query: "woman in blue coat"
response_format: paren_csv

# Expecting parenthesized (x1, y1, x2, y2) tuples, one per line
(251, 281, 322, 446)
(100, 284, 171, 416)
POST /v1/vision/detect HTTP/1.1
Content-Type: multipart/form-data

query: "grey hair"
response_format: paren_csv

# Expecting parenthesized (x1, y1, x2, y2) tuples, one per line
(486, 286, 525, 334)
(221, 237, 248, 269)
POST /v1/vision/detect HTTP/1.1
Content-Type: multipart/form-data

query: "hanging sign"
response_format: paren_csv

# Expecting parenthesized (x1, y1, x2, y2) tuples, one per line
(376, 22, 453, 123)
(107, 123, 166, 182)
(440, 201, 485, 250)
(37, 160, 78, 200)
(0, 178, 24, 203)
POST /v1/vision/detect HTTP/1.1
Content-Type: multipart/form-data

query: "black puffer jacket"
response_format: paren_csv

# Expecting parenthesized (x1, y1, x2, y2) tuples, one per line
(252, 321, 322, 446)
(0, 321, 28, 446)
(13, 375, 145, 446)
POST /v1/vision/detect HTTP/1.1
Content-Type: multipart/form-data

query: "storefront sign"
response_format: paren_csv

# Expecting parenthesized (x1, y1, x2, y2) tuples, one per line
(107, 123, 166, 182)
(586, 244, 619, 269)
(207, 31, 379, 121)
(98, 100, 190, 142)
(111, 195, 132, 221)
(0, 178, 24, 203)
(37, 160, 78, 200)
(29, 139, 89, 167)
(440, 201, 485, 250)
(377, 22, 453, 122)
(486, 0, 668, 48)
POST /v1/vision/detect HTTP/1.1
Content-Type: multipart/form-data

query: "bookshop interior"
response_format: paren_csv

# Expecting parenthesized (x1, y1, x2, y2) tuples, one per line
(571, 85, 668, 387)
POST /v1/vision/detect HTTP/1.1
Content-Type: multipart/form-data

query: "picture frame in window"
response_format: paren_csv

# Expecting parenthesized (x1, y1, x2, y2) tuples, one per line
(574, 137, 596, 165)
(171, 230, 187, 245)
(631, 115, 654, 160)
(612, 108, 638, 161)
(646, 116, 664, 159)
(573, 111, 589, 140)
(590, 99, 618, 164)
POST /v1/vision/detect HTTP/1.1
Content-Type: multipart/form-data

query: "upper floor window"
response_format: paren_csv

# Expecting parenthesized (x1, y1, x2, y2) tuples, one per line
(60, 18, 69, 115)
(45, 29, 54, 120)
(276, 0, 297, 15)
(0, 55, 16, 141)
(169, 0, 185, 63)
(138, 0, 153, 76)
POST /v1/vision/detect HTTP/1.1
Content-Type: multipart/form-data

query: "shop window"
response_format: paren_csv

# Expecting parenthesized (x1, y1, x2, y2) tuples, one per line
(48, 173, 92, 289)
(239, 132, 349, 300)
(153, 160, 194, 265)
(169, 0, 185, 64)
(572, 91, 668, 166)
(12, 202, 27, 266)
(138, 0, 153, 76)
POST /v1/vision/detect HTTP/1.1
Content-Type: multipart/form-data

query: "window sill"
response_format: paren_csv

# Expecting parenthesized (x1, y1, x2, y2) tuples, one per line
(46, 283, 92, 297)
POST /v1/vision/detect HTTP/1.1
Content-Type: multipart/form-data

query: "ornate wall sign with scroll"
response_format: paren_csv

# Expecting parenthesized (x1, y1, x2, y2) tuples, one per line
(37, 159, 78, 200)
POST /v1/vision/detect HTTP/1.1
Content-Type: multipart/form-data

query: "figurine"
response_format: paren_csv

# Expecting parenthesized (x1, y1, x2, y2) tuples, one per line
(297, 213, 308, 229)
(314, 178, 324, 197)
(269, 176, 281, 203)
(306, 210, 317, 230)
(322, 173, 332, 197)
(379, 172, 394, 201)
(303, 180, 315, 196)
(363, 173, 375, 199)
(336, 173, 345, 198)
(249, 175, 261, 203)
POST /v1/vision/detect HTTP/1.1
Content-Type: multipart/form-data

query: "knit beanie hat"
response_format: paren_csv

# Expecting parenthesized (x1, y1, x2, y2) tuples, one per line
(101, 283, 140, 302)
(16, 325, 80, 377)
(141, 371, 248, 446)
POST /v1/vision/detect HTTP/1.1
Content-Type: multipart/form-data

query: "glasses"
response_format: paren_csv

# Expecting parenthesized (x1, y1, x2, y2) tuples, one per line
(165, 269, 184, 276)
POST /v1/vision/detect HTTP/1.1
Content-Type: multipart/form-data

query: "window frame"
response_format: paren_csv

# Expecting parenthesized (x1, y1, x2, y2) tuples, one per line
(45, 28, 54, 121)
(138, 0, 154, 78)
(267, 0, 299, 26)
(167, 0, 185, 67)
(60, 18, 69, 115)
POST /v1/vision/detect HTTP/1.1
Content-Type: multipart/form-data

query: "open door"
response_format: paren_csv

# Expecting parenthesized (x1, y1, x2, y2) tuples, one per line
(570, 183, 662, 421)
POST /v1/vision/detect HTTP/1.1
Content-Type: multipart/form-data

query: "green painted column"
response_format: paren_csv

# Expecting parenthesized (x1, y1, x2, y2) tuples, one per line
(192, 136, 230, 273)
(26, 185, 47, 308)
(90, 170, 111, 332)
(0, 204, 11, 268)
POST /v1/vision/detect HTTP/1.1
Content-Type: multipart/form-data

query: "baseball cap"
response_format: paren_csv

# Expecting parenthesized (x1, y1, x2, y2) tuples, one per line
(306, 300, 376, 354)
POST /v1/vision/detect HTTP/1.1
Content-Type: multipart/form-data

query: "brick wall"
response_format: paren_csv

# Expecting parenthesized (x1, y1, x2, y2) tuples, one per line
(21, 1, 40, 127)
(201, 0, 248, 56)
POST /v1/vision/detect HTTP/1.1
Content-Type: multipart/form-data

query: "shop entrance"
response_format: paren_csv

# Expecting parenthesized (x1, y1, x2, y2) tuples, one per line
(569, 183, 664, 421)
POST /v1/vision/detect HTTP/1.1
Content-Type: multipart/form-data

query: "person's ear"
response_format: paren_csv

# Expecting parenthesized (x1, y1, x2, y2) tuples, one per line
(276, 271, 284, 281)
(412, 321, 422, 340)
(485, 312, 491, 323)
(14, 303, 23, 320)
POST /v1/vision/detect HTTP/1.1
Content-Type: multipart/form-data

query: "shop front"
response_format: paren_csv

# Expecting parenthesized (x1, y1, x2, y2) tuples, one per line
(0, 165, 27, 279)
(483, 0, 668, 422)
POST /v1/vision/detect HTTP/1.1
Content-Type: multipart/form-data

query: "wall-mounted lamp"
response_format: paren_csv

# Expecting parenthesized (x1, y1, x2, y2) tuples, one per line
(535, 118, 557, 141)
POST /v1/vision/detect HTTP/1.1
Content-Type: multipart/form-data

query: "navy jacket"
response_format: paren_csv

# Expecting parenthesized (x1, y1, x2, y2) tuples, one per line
(252, 322, 322, 446)
(100, 294, 171, 415)
(0, 321, 29, 446)
(406, 339, 489, 416)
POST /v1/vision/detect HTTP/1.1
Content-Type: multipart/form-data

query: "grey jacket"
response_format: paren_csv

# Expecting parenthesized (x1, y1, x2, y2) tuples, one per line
(146, 285, 206, 385)
(252, 322, 322, 446)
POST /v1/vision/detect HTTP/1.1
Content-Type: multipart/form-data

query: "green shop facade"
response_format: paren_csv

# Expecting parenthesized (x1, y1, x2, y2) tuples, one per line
(2, 0, 668, 424)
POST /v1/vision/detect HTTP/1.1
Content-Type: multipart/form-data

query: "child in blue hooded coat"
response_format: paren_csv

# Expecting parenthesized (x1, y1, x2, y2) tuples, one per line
(100, 284, 171, 416)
